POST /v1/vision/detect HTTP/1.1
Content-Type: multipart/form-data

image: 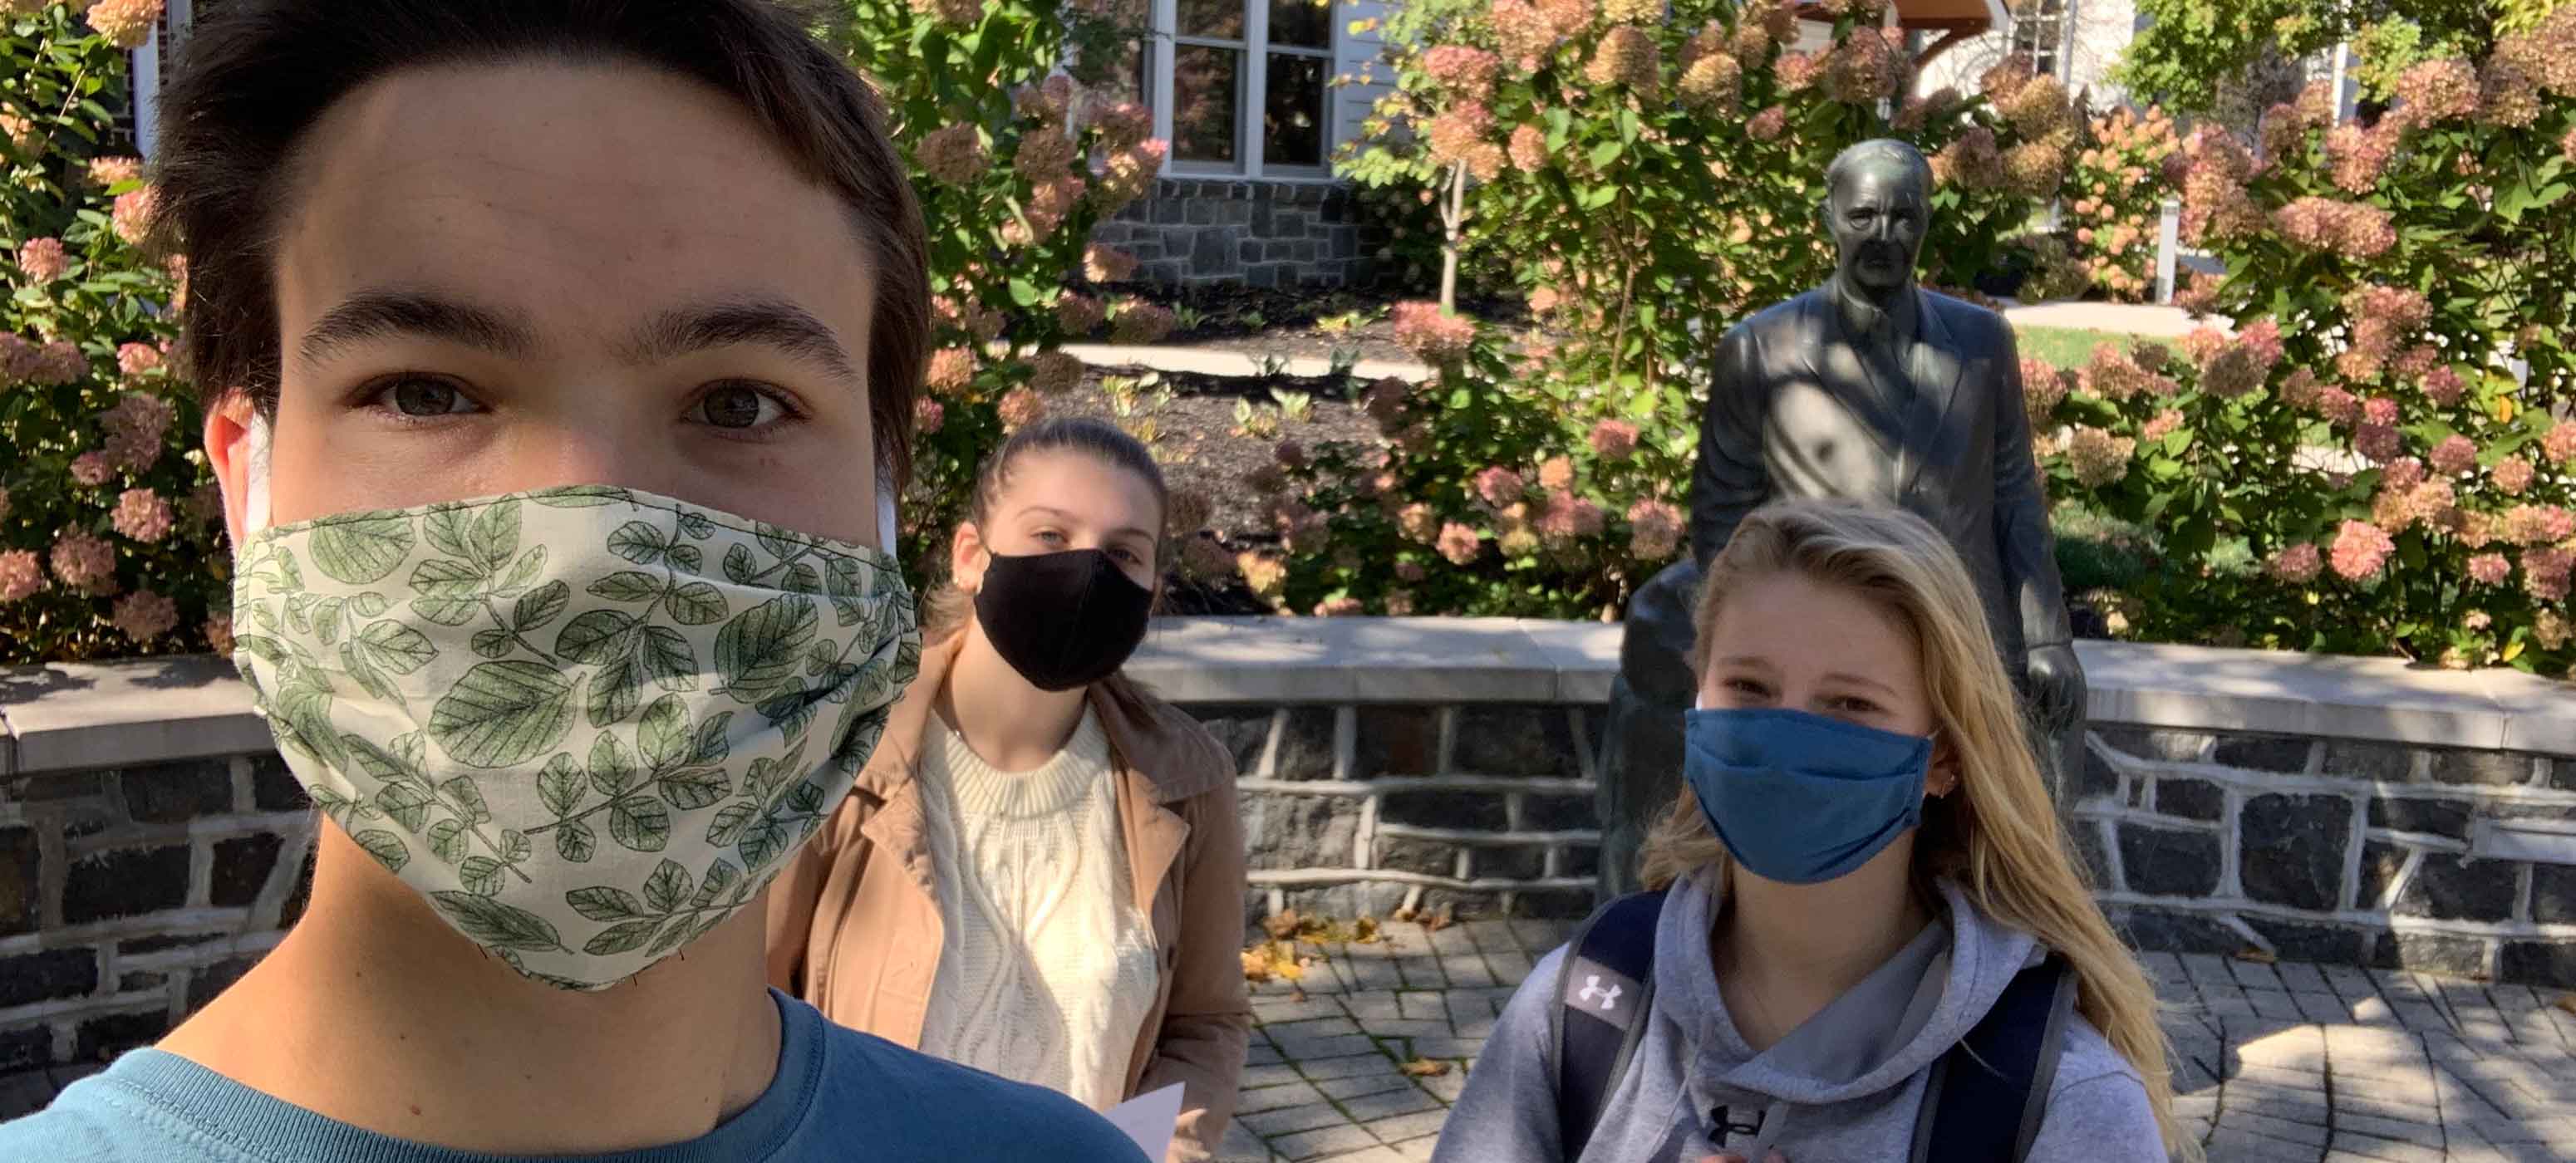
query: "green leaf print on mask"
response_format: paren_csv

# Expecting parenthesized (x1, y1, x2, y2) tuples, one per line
(429, 660, 578, 768)
(310, 513, 416, 584)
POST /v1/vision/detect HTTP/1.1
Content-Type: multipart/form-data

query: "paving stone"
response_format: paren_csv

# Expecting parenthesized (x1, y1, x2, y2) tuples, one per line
(2325, 1132, 2446, 1162)
(2332, 1111, 2445, 1146)
(2215, 1108, 2330, 1146)
(2205, 1127, 2339, 1161)
(1359, 1019, 1451, 1042)
(1276, 1033, 1381, 1060)
(1337, 1087, 1442, 1123)
(2249, 989, 2308, 1021)
(1338, 994, 1401, 1023)
(1364, 1109, 1450, 1146)
(1257, 997, 1349, 1024)
(1295, 1053, 1399, 1082)
(1314, 1072, 1413, 1102)
(1241, 1063, 1306, 1091)
(1268, 1122, 1382, 1161)
(1241, 1102, 1348, 1138)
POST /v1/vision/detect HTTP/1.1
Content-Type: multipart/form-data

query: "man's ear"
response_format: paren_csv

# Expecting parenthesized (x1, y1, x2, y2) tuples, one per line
(203, 391, 258, 547)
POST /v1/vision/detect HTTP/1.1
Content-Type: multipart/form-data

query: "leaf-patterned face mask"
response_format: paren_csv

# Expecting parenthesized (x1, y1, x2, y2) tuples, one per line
(229, 484, 919, 989)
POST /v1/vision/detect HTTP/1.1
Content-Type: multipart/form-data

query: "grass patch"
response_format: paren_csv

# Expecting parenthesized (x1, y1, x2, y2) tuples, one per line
(2015, 325, 2136, 370)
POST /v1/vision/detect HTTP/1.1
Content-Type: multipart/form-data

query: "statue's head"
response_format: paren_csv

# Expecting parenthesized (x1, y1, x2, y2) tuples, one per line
(1822, 139, 1933, 300)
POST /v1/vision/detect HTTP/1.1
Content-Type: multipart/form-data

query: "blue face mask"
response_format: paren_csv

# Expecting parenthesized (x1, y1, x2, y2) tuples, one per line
(1684, 707, 1933, 885)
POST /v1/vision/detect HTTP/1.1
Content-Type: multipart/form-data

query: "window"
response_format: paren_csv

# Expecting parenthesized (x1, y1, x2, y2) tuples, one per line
(2009, 0, 2067, 81)
(1155, 0, 1335, 177)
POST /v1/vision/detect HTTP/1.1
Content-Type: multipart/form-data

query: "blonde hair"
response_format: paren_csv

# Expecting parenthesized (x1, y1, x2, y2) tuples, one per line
(1640, 499, 2192, 1158)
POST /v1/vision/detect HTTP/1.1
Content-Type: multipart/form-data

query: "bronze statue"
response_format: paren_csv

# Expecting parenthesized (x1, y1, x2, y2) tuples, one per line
(1595, 139, 2085, 900)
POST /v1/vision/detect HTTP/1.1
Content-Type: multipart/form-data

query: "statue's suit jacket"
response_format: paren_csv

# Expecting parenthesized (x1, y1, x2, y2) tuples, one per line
(1688, 286, 2071, 663)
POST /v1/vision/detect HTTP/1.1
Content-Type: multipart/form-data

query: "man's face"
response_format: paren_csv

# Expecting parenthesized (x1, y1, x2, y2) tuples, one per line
(210, 62, 883, 546)
(1827, 161, 1928, 299)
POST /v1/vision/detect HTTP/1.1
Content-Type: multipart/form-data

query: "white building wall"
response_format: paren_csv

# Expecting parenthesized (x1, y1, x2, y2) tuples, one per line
(1915, 0, 2139, 107)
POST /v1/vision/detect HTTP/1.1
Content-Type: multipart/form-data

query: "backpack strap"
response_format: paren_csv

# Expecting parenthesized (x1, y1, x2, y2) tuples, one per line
(1908, 954, 2077, 1163)
(1546, 889, 1668, 1157)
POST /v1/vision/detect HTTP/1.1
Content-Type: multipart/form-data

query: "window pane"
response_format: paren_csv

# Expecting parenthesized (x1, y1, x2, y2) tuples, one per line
(1269, 0, 1330, 50)
(1263, 53, 1325, 167)
(1173, 45, 1241, 164)
(1177, 0, 1244, 40)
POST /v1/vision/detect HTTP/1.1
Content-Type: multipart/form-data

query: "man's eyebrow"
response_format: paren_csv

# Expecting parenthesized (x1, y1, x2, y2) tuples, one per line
(625, 297, 860, 384)
(299, 288, 538, 365)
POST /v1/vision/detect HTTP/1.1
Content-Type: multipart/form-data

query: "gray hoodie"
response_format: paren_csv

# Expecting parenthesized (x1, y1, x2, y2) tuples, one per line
(1432, 875, 2168, 1162)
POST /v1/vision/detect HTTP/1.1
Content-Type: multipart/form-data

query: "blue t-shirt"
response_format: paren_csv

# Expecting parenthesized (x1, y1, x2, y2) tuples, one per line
(0, 990, 1146, 1162)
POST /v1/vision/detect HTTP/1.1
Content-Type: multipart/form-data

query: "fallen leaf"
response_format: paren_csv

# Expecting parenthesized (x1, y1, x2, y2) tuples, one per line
(2234, 947, 2278, 965)
(1400, 1057, 1453, 1077)
(1263, 910, 1304, 941)
(1421, 905, 1455, 934)
(1353, 916, 1383, 944)
(1392, 905, 1418, 924)
(2554, 992, 2576, 1017)
(1241, 950, 1272, 984)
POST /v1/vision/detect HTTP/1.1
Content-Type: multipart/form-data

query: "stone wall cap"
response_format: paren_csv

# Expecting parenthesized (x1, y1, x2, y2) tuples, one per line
(9, 620, 2576, 774)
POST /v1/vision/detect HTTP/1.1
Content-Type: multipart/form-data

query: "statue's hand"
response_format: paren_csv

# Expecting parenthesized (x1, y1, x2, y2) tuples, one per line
(2025, 643, 2086, 729)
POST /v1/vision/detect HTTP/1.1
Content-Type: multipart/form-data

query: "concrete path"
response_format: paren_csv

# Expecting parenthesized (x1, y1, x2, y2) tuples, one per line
(1217, 919, 2576, 1162)
(2003, 301, 2221, 339)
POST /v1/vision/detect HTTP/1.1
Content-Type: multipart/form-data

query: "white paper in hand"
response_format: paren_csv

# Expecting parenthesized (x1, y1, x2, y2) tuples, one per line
(1103, 1083, 1184, 1161)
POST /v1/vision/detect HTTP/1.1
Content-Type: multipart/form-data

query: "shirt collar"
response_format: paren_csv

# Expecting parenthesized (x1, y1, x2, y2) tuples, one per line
(1831, 274, 1919, 348)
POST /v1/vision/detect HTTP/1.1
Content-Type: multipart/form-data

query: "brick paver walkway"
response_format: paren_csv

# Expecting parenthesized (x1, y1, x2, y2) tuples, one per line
(1215, 919, 2576, 1163)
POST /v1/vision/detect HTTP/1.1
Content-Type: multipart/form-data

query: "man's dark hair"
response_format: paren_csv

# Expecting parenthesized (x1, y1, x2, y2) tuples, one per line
(150, 0, 928, 485)
(1823, 138, 1933, 202)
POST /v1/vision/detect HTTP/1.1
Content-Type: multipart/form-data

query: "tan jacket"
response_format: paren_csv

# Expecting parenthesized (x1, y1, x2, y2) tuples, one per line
(764, 631, 1251, 1161)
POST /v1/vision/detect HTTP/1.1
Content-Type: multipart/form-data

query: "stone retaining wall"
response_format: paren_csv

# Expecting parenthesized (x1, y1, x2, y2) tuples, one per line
(7, 617, 2576, 1073)
(1091, 178, 1375, 288)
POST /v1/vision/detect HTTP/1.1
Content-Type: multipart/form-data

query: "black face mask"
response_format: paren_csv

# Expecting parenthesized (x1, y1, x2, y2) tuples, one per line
(972, 548, 1154, 691)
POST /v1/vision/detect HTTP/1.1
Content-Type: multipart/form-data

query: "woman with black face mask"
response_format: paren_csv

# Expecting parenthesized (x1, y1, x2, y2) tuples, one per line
(766, 417, 1250, 1162)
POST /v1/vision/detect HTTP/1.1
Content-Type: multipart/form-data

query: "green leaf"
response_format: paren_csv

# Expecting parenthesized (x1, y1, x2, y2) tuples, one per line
(352, 592, 392, 618)
(499, 828, 531, 865)
(638, 626, 697, 692)
(677, 512, 716, 540)
(723, 543, 758, 584)
(472, 627, 517, 660)
(414, 596, 484, 627)
(566, 885, 644, 921)
(691, 712, 735, 763)
(556, 819, 597, 863)
(736, 817, 792, 869)
(587, 572, 664, 605)
(668, 544, 705, 573)
(786, 781, 825, 816)
(460, 856, 507, 897)
(646, 917, 697, 957)
(469, 501, 523, 570)
(692, 860, 742, 910)
(538, 753, 586, 817)
(782, 563, 822, 596)
(1588, 140, 1622, 169)
(659, 768, 730, 810)
(643, 858, 693, 913)
(610, 794, 671, 851)
(375, 781, 435, 831)
(339, 643, 401, 704)
(429, 892, 563, 952)
(514, 580, 572, 631)
(426, 818, 469, 865)
(706, 802, 758, 848)
(312, 514, 416, 584)
(428, 660, 578, 768)
(583, 920, 661, 956)
(356, 621, 437, 675)
(589, 655, 644, 729)
(666, 582, 727, 626)
(557, 609, 640, 665)
(410, 557, 486, 596)
(315, 598, 347, 647)
(499, 546, 548, 595)
(639, 694, 690, 770)
(440, 775, 494, 826)
(590, 733, 640, 797)
(608, 520, 667, 566)
(716, 595, 819, 702)
(353, 830, 410, 873)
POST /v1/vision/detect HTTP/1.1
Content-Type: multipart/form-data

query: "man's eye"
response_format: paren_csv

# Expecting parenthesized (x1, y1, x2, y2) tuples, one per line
(385, 377, 470, 417)
(695, 384, 778, 429)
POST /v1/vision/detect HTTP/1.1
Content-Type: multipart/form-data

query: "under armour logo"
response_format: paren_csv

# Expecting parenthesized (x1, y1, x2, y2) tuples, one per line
(1710, 1105, 1767, 1146)
(1577, 975, 1622, 1011)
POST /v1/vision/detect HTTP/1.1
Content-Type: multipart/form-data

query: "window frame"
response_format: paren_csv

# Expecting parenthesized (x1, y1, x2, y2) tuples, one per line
(2008, 0, 2070, 82)
(1150, 0, 1339, 183)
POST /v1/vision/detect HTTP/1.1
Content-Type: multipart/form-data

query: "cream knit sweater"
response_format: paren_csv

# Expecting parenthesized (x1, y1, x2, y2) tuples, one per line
(916, 709, 1162, 1111)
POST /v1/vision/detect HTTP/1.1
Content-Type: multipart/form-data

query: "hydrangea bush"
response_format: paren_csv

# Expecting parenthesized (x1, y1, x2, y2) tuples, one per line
(0, 1, 216, 665)
(823, 0, 1180, 585)
(1243, 0, 2064, 618)
(2038, 10, 2576, 670)
(2057, 106, 2182, 302)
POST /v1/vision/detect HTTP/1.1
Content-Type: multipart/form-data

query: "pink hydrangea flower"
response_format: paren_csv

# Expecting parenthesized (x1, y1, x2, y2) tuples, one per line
(2421, 366, 2466, 406)
(1084, 244, 1138, 285)
(2524, 547, 2575, 602)
(1589, 420, 1639, 460)
(1474, 466, 1526, 508)
(1110, 302, 1177, 345)
(2493, 455, 2534, 495)
(1094, 102, 1153, 152)
(1436, 522, 1482, 566)
(1747, 106, 1788, 142)
(204, 613, 235, 655)
(2140, 410, 2185, 444)
(2429, 435, 2479, 476)
(915, 124, 989, 185)
(111, 488, 174, 543)
(2329, 521, 2396, 582)
(1537, 456, 1575, 493)
(996, 386, 1045, 431)
(86, 155, 141, 189)
(1627, 499, 1683, 560)
(2382, 458, 2427, 493)
(50, 532, 118, 595)
(110, 589, 177, 643)
(111, 186, 156, 246)
(86, 0, 163, 47)
(1390, 302, 1475, 364)
(1054, 294, 1105, 335)
(2363, 396, 2401, 426)
(16, 237, 67, 284)
(32, 341, 86, 385)
(69, 452, 114, 487)
(101, 391, 174, 471)
(1027, 351, 1084, 395)
(2395, 57, 2481, 123)
(925, 347, 975, 395)
(2544, 420, 2576, 465)
(1424, 45, 1502, 101)
(2268, 542, 2323, 584)
(1508, 124, 1548, 173)
(1398, 503, 1438, 543)
(2468, 553, 2513, 586)
(2355, 424, 2403, 463)
(2317, 386, 2362, 425)
(0, 548, 40, 603)
(2066, 426, 2135, 486)
(116, 341, 160, 378)
(914, 397, 945, 435)
(1585, 26, 1659, 95)
(1679, 52, 1743, 115)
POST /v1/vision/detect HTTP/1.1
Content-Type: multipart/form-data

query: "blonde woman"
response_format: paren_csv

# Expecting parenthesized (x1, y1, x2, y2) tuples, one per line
(1433, 501, 2186, 1163)
(767, 417, 1249, 1161)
